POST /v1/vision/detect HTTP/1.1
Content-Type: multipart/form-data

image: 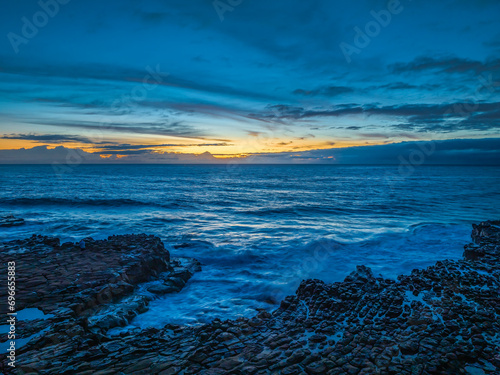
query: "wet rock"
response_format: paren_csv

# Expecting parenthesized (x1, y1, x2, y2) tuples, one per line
(344, 265, 376, 283)
(305, 361, 327, 374)
(147, 283, 180, 295)
(309, 334, 326, 343)
(1, 221, 499, 375)
(286, 349, 310, 365)
(217, 332, 236, 342)
(168, 276, 186, 288)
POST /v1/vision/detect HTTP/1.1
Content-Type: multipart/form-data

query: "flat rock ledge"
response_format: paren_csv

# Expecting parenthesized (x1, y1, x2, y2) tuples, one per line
(1, 221, 500, 375)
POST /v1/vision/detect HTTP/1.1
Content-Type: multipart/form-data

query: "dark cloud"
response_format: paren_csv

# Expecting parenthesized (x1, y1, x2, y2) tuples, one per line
(3, 138, 498, 165)
(0, 59, 155, 85)
(293, 86, 354, 97)
(358, 133, 419, 140)
(250, 138, 500, 165)
(381, 82, 417, 90)
(370, 82, 441, 91)
(390, 56, 500, 75)
(248, 104, 306, 123)
(1, 134, 99, 144)
(358, 133, 389, 139)
(0, 145, 220, 164)
(94, 149, 154, 155)
(318, 138, 500, 165)
(22, 96, 252, 126)
(22, 119, 212, 140)
(0, 146, 101, 164)
(250, 101, 500, 133)
(140, 101, 249, 121)
(0, 135, 230, 150)
(98, 143, 230, 151)
(0, 58, 280, 103)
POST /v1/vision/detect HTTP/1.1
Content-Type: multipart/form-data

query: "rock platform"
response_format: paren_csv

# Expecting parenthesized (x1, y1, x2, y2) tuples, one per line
(1, 221, 499, 374)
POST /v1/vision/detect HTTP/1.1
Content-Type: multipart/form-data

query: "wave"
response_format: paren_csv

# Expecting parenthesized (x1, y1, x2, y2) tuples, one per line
(292, 222, 471, 280)
(0, 197, 182, 209)
(237, 207, 300, 216)
(299, 238, 347, 255)
(300, 222, 469, 252)
(237, 204, 403, 217)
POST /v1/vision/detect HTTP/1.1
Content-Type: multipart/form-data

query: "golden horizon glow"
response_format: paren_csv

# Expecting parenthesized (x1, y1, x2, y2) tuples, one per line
(0, 137, 388, 159)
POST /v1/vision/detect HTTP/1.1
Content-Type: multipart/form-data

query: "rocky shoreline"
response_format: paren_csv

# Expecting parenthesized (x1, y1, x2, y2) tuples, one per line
(1, 221, 499, 374)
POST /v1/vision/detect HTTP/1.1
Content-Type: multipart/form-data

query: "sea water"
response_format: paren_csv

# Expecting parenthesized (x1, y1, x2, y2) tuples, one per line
(0, 164, 498, 326)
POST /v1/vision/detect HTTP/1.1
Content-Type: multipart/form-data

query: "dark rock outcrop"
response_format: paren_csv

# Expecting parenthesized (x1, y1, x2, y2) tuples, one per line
(1, 221, 499, 374)
(0, 234, 199, 374)
(0, 234, 171, 317)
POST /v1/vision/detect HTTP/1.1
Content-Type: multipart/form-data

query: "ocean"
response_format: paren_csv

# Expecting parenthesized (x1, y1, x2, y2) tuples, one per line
(0, 164, 499, 327)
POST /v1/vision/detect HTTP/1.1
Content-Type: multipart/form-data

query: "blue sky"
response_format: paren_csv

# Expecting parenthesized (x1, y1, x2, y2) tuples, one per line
(0, 0, 499, 162)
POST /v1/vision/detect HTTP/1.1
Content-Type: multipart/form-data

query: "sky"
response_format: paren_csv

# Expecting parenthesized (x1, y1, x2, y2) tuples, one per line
(0, 0, 499, 163)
